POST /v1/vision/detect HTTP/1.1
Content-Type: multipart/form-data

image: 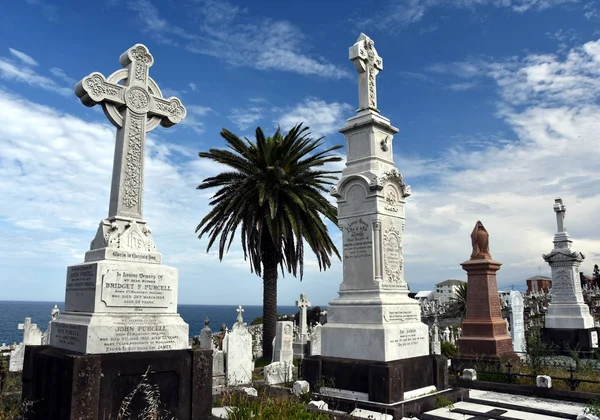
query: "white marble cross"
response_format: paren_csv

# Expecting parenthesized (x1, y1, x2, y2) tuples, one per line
(295, 293, 311, 339)
(75, 44, 186, 221)
(349, 33, 383, 112)
(236, 305, 245, 324)
(553, 198, 567, 233)
(18, 318, 37, 343)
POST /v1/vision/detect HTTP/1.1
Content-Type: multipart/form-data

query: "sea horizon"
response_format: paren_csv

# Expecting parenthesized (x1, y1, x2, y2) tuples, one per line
(0, 301, 325, 345)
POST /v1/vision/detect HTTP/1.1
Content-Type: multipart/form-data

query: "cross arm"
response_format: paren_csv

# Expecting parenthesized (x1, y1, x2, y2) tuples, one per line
(75, 72, 125, 108)
(349, 43, 368, 73)
(149, 96, 187, 127)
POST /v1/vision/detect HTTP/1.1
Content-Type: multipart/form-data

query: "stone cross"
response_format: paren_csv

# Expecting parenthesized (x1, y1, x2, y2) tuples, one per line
(18, 318, 38, 344)
(75, 44, 186, 221)
(236, 305, 245, 324)
(295, 293, 311, 340)
(349, 33, 383, 112)
(553, 198, 567, 233)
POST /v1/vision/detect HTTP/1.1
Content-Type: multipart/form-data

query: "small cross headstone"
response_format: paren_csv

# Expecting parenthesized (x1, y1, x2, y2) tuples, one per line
(295, 293, 311, 342)
(553, 198, 567, 233)
(235, 305, 245, 326)
(349, 33, 383, 111)
(226, 306, 252, 386)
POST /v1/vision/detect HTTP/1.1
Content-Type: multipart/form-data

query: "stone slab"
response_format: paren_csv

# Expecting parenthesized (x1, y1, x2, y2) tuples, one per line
(542, 327, 599, 353)
(50, 312, 189, 353)
(85, 247, 162, 265)
(21, 345, 212, 420)
(63, 260, 178, 314)
(302, 354, 447, 404)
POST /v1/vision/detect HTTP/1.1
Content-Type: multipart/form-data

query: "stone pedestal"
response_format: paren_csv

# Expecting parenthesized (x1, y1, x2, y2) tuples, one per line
(22, 346, 212, 420)
(302, 354, 448, 404)
(457, 257, 516, 361)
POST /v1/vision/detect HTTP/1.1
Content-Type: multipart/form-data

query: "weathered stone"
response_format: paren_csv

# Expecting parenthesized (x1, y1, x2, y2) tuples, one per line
(350, 408, 393, 420)
(272, 321, 294, 363)
(264, 361, 293, 385)
(536, 375, 552, 388)
(241, 387, 258, 397)
(292, 380, 310, 396)
(462, 368, 477, 381)
(308, 400, 328, 411)
(226, 306, 252, 386)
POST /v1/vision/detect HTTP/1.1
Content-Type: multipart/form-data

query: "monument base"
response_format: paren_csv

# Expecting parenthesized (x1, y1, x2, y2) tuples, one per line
(301, 354, 448, 404)
(542, 327, 599, 353)
(22, 346, 212, 420)
(545, 303, 594, 329)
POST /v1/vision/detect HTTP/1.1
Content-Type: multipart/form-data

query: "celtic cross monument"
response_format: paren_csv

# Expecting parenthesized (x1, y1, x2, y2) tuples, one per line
(50, 44, 189, 353)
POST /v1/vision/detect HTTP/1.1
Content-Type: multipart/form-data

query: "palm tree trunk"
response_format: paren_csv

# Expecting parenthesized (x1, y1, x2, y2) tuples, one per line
(262, 258, 278, 361)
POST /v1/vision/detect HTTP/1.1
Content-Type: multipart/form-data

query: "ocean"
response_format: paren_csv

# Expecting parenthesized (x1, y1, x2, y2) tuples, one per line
(0, 301, 299, 345)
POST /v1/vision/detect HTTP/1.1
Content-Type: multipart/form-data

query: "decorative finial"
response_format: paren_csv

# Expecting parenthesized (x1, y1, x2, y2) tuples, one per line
(470, 221, 491, 259)
(349, 33, 383, 112)
(553, 198, 567, 233)
(204, 317, 210, 327)
(236, 305, 244, 324)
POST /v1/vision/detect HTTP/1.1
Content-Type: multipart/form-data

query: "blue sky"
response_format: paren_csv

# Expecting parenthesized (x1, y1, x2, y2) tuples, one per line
(1, 0, 600, 306)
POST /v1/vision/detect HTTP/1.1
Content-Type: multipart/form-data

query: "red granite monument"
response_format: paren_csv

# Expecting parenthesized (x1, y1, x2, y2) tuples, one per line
(456, 221, 516, 361)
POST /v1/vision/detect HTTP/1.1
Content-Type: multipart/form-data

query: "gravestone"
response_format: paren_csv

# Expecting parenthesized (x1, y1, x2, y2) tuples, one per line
(272, 321, 294, 363)
(309, 323, 322, 356)
(22, 44, 212, 420)
(303, 34, 447, 406)
(200, 317, 214, 350)
(542, 198, 596, 351)
(9, 318, 42, 372)
(41, 305, 60, 345)
(508, 291, 526, 353)
(296, 293, 311, 342)
(456, 222, 516, 362)
(226, 306, 253, 386)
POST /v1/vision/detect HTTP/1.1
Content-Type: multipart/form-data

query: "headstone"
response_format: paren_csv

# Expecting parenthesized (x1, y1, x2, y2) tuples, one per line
(309, 323, 322, 356)
(41, 305, 60, 345)
(241, 387, 258, 397)
(50, 44, 189, 354)
(292, 380, 310, 396)
(592, 331, 599, 349)
(272, 321, 293, 363)
(226, 306, 252, 386)
(200, 317, 213, 350)
(462, 369, 477, 381)
(321, 34, 428, 362)
(543, 198, 594, 330)
(431, 323, 441, 355)
(264, 361, 293, 385)
(508, 291, 526, 353)
(536, 375, 552, 388)
(350, 408, 393, 420)
(9, 317, 43, 372)
(295, 293, 311, 343)
(443, 327, 450, 342)
(456, 222, 516, 361)
(308, 400, 328, 411)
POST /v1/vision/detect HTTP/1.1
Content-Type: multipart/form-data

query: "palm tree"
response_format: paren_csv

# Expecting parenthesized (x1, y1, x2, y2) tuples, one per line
(196, 123, 342, 360)
(451, 282, 468, 318)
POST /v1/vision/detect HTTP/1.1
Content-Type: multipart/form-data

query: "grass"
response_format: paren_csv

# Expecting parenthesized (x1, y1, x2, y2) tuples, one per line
(219, 390, 330, 420)
(0, 358, 31, 420)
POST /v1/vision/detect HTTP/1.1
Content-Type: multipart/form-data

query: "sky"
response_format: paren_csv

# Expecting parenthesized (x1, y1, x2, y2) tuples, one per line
(1, 0, 600, 306)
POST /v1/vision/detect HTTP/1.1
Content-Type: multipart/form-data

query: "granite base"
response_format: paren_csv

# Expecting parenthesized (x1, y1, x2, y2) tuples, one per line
(542, 327, 599, 353)
(21, 346, 212, 420)
(301, 354, 448, 404)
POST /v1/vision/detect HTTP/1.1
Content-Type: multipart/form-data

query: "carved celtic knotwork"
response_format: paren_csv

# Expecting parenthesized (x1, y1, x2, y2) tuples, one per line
(123, 117, 143, 209)
(126, 87, 150, 113)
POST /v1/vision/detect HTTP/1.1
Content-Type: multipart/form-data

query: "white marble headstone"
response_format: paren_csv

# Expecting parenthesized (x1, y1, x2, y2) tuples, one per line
(272, 321, 294, 363)
(200, 318, 214, 350)
(508, 291, 526, 353)
(9, 317, 43, 372)
(225, 306, 253, 386)
(309, 323, 322, 356)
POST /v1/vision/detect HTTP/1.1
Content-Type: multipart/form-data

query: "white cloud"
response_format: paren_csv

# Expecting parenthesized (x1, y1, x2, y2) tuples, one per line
(124, 0, 350, 80)
(396, 38, 600, 291)
(229, 107, 265, 131)
(189, 82, 197, 91)
(9, 48, 38, 66)
(0, 50, 71, 96)
(361, 0, 585, 32)
(447, 81, 479, 91)
(277, 99, 353, 138)
(49, 67, 76, 86)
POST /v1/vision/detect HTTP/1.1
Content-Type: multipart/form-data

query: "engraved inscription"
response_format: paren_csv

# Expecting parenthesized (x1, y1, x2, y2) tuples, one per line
(101, 269, 172, 308)
(343, 218, 372, 260)
(383, 306, 419, 322)
(389, 328, 426, 348)
(66, 265, 96, 295)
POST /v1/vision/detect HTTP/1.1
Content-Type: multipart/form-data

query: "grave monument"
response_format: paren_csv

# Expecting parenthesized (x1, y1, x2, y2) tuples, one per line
(302, 34, 447, 406)
(542, 198, 597, 352)
(456, 221, 516, 362)
(293, 293, 311, 358)
(508, 291, 526, 354)
(22, 44, 212, 420)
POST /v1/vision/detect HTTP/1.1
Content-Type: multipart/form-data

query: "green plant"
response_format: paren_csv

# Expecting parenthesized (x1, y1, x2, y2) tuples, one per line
(434, 395, 454, 409)
(114, 367, 174, 420)
(221, 390, 330, 420)
(441, 341, 458, 359)
(196, 124, 342, 360)
(584, 399, 600, 416)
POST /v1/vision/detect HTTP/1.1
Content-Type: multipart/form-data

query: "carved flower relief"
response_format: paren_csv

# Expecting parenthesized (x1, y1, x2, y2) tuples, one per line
(126, 88, 150, 113)
(382, 223, 403, 284)
(384, 185, 399, 212)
